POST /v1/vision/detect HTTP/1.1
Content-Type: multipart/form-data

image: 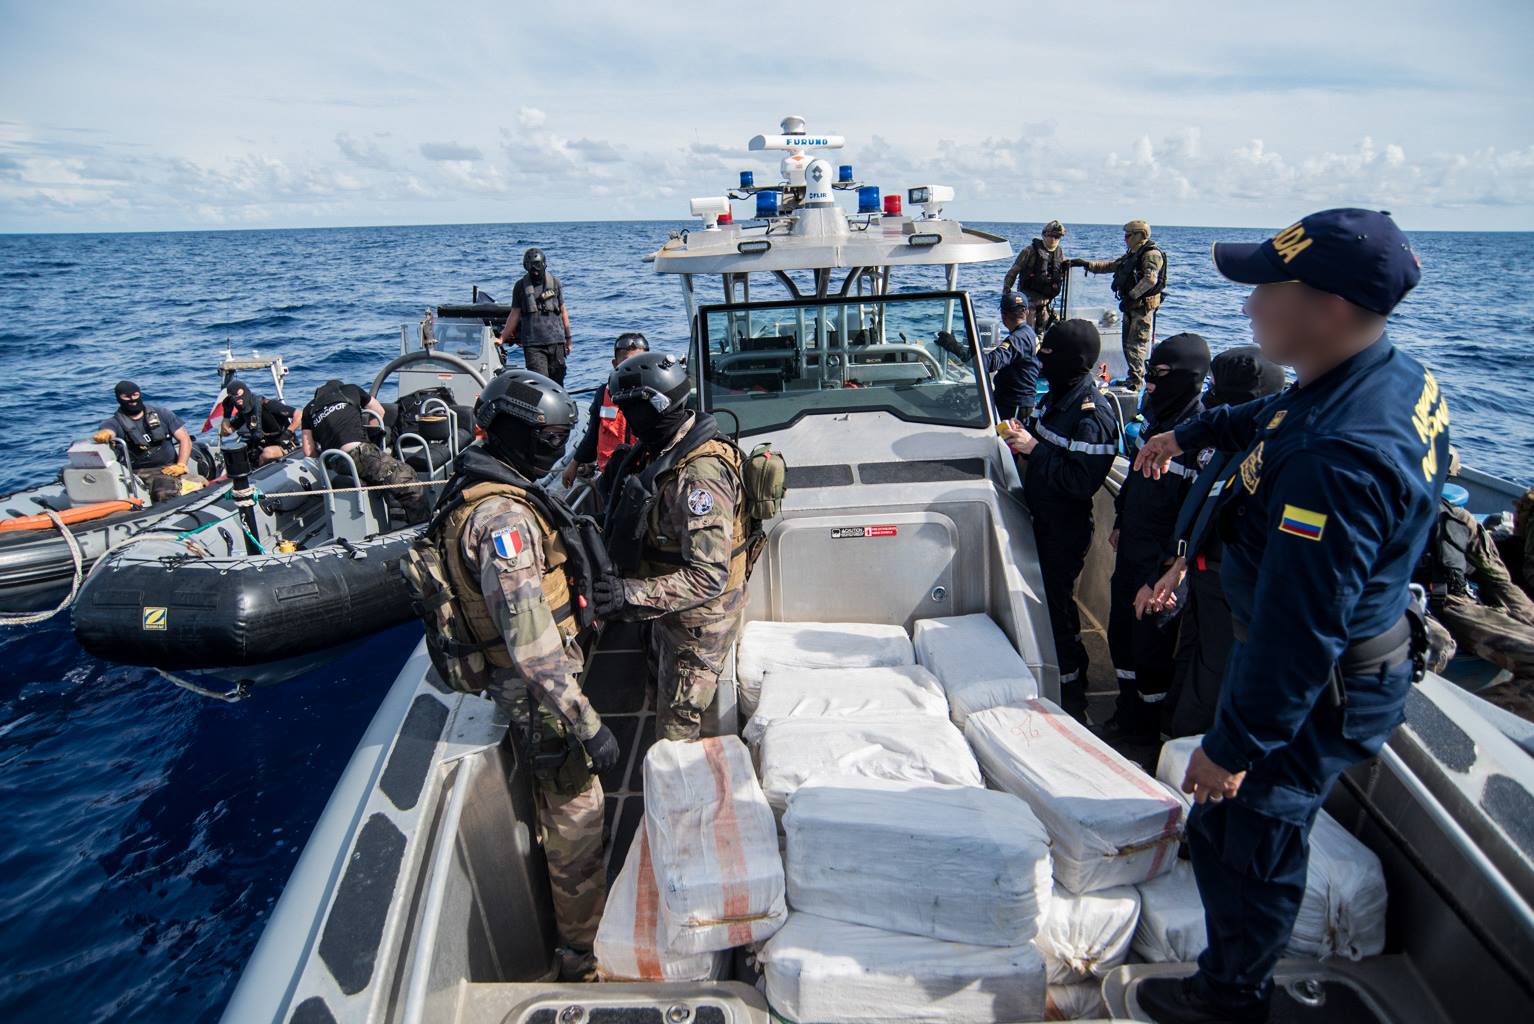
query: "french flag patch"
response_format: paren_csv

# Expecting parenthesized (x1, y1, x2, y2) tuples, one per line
(493, 527, 525, 560)
(1277, 504, 1327, 541)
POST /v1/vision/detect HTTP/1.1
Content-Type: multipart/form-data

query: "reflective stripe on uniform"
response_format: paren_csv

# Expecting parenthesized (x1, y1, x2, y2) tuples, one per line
(1162, 461, 1198, 480)
(1116, 668, 1137, 679)
(1036, 423, 1117, 456)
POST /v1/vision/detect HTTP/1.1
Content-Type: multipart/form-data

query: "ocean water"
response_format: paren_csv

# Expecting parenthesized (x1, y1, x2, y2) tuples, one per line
(0, 219, 1530, 1021)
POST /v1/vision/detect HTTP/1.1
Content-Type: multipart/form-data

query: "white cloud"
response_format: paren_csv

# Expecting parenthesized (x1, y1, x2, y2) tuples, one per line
(419, 142, 483, 162)
(335, 131, 394, 170)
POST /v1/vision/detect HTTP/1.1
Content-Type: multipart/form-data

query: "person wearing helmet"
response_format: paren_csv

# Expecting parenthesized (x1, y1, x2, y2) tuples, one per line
(499, 247, 573, 383)
(562, 331, 651, 487)
(1069, 220, 1167, 390)
(421, 369, 615, 980)
(593, 352, 751, 741)
(299, 379, 430, 524)
(1003, 219, 1068, 334)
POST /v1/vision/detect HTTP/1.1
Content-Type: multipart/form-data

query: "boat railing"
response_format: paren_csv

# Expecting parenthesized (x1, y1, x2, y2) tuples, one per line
(319, 448, 384, 541)
(106, 437, 154, 504)
(395, 433, 437, 479)
(420, 397, 461, 461)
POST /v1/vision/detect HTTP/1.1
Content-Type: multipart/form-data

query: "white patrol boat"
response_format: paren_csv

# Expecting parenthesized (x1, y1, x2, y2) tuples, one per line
(225, 119, 1534, 1024)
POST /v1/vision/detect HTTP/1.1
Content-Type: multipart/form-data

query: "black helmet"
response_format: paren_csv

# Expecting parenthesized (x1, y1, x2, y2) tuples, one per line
(608, 351, 691, 443)
(474, 369, 577, 477)
(523, 247, 547, 273)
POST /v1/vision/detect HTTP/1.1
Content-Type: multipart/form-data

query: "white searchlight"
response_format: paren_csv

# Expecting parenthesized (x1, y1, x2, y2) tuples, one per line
(689, 195, 731, 230)
(909, 184, 955, 219)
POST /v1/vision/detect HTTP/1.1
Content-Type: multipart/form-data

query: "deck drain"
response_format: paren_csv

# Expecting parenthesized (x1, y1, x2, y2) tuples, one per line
(1287, 977, 1327, 1008)
(666, 1006, 693, 1023)
(557, 1006, 587, 1024)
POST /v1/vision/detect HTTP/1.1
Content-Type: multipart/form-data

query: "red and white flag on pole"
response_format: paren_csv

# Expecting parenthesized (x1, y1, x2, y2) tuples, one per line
(201, 387, 231, 433)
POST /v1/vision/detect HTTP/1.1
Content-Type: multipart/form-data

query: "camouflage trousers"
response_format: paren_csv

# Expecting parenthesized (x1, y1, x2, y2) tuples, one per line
(654, 587, 747, 741)
(1022, 293, 1058, 336)
(537, 775, 607, 950)
(1121, 306, 1155, 388)
(351, 441, 430, 524)
(1435, 594, 1534, 724)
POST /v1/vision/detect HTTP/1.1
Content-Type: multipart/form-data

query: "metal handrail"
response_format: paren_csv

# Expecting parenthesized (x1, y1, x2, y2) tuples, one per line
(319, 448, 362, 522)
(394, 432, 435, 479)
(418, 398, 460, 461)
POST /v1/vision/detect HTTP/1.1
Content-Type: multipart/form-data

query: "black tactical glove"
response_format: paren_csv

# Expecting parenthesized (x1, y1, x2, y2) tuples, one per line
(592, 572, 627, 619)
(583, 724, 621, 772)
(935, 330, 971, 359)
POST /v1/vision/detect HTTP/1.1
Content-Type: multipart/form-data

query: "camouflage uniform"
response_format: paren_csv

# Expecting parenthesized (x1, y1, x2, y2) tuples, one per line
(1081, 245, 1165, 388)
(1424, 504, 1534, 723)
(353, 441, 431, 524)
(461, 494, 606, 949)
(621, 415, 747, 741)
(1002, 240, 1064, 335)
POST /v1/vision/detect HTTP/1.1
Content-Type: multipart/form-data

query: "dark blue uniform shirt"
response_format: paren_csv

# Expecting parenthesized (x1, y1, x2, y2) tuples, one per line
(1173, 334, 1450, 778)
(986, 324, 1041, 421)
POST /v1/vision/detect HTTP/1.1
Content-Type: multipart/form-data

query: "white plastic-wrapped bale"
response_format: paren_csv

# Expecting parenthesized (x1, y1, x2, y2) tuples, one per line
(642, 736, 786, 953)
(735, 620, 914, 717)
(784, 776, 1053, 947)
(1036, 884, 1141, 984)
(594, 824, 727, 982)
(913, 614, 1040, 725)
(761, 911, 1047, 1024)
(1154, 735, 1388, 959)
(1044, 982, 1109, 1021)
(1132, 860, 1206, 964)
(966, 701, 1184, 893)
(757, 716, 983, 820)
(743, 665, 949, 750)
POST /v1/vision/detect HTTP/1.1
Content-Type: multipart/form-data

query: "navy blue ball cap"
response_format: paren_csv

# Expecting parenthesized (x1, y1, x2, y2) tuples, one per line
(1211, 208, 1421, 315)
(1000, 291, 1029, 315)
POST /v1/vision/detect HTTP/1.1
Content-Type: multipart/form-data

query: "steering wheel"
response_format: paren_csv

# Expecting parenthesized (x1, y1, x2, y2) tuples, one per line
(368, 349, 487, 401)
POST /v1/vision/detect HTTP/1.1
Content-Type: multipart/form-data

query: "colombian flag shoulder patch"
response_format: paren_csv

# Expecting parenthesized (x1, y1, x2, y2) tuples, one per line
(1278, 504, 1327, 541)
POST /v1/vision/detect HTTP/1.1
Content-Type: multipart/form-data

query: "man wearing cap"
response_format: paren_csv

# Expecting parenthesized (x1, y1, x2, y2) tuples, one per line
(500, 247, 573, 384)
(1005, 319, 1121, 721)
(1070, 220, 1166, 390)
(92, 380, 196, 502)
(1003, 220, 1068, 334)
(1133, 209, 1447, 1023)
(991, 293, 1041, 422)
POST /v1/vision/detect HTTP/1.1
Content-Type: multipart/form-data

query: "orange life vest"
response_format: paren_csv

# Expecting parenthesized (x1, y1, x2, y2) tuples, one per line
(595, 388, 631, 470)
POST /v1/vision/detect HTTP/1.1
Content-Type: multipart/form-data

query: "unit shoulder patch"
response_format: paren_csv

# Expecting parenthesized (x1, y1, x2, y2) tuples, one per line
(1240, 441, 1264, 494)
(1277, 504, 1327, 541)
(1266, 410, 1288, 431)
(686, 487, 714, 517)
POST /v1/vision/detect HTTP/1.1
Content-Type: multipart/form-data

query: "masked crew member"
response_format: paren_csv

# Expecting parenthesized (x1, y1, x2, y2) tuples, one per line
(221, 378, 300, 465)
(299, 379, 431, 525)
(1005, 319, 1121, 720)
(1003, 219, 1068, 334)
(406, 369, 616, 981)
(1132, 210, 1446, 1024)
(1099, 333, 1212, 746)
(1417, 494, 1534, 723)
(594, 352, 750, 741)
(1070, 220, 1166, 390)
(500, 247, 573, 384)
(92, 379, 197, 502)
(562, 332, 650, 487)
(1139, 346, 1287, 739)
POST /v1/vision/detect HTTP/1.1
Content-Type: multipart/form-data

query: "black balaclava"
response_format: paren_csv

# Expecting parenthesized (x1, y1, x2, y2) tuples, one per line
(1208, 345, 1286, 407)
(225, 378, 253, 419)
(1144, 332, 1211, 424)
(115, 379, 144, 416)
(1038, 319, 1101, 390)
(621, 396, 691, 448)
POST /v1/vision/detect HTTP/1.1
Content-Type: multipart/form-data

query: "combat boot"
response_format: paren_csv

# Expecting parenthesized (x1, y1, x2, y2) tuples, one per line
(1137, 976, 1270, 1024)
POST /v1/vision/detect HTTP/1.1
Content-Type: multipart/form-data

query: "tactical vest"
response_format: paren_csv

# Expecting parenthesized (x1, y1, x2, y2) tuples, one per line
(1418, 500, 1474, 602)
(605, 416, 751, 592)
(1111, 241, 1167, 306)
(518, 271, 565, 347)
(402, 447, 609, 694)
(305, 382, 367, 451)
(1020, 240, 1065, 299)
(114, 407, 171, 459)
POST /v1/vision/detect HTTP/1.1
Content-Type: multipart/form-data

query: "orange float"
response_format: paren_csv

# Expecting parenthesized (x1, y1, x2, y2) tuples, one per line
(0, 498, 143, 532)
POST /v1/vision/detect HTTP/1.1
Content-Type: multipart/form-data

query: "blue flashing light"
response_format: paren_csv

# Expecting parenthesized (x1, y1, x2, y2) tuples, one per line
(838, 164, 854, 183)
(755, 190, 779, 218)
(857, 185, 881, 214)
(739, 170, 754, 188)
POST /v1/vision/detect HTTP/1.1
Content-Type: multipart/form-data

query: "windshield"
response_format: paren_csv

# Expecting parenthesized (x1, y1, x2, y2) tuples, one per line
(697, 291, 991, 436)
(429, 319, 489, 358)
(1061, 266, 1122, 332)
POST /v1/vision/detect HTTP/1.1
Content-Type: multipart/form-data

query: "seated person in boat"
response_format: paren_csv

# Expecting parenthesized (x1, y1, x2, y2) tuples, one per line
(92, 379, 200, 502)
(220, 378, 301, 465)
(299, 379, 431, 524)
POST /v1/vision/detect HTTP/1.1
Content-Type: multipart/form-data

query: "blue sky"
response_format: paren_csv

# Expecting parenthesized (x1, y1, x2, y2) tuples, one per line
(2, 0, 1531, 232)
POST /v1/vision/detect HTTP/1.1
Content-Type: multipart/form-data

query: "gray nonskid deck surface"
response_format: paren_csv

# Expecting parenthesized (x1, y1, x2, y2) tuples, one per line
(579, 621, 656, 882)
